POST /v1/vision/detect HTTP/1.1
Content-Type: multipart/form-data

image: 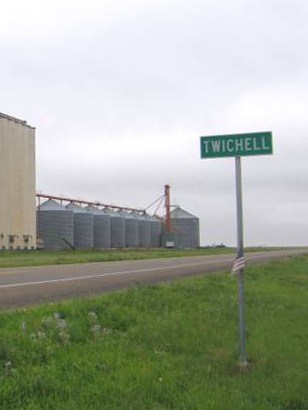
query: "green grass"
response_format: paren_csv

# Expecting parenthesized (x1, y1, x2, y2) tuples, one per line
(0, 255, 307, 409)
(0, 247, 290, 269)
(0, 248, 234, 268)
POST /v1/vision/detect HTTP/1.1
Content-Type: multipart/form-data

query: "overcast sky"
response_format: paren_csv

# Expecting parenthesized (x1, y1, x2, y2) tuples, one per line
(1, 0, 308, 246)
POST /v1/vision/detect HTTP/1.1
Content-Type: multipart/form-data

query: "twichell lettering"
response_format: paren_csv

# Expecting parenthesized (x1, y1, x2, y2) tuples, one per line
(200, 132, 272, 158)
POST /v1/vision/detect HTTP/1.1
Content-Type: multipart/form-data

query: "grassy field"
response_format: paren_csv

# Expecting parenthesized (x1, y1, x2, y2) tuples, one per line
(0, 248, 234, 268)
(0, 247, 290, 268)
(0, 254, 307, 409)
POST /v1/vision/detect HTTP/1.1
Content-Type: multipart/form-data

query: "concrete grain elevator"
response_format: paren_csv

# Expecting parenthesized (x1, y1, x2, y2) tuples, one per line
(0, 113, 36, 249)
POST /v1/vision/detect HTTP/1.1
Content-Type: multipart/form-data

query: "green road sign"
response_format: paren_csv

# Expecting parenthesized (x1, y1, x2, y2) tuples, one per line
(200, 131, 273, 159)
(199, 130, 273, 368)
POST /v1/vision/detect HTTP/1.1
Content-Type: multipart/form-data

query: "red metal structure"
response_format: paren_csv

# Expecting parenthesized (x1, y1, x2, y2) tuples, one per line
(164, 184, 172, 233)
(36, 193, 146, 214)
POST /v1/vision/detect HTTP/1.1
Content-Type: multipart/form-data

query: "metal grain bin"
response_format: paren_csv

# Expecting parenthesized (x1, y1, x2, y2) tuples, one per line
(149, 215, 163, 248)
(66, 203, 94, 249)
(104, 209, 125, 248)
(37, 199, 74, 250)
(85, 205, 111, 249)
(119, 211, 139, 248)
(170, 206, 200, 249)
(134, 212, 151, 248)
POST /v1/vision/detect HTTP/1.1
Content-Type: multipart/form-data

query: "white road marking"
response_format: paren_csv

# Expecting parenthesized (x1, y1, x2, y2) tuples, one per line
(0, 259, 229, 289)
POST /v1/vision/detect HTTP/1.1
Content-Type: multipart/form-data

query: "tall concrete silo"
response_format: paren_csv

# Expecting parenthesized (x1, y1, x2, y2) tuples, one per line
(37, 199, 74, 250)
(0, 112, 36, 249)
(170, 207, 200, 249)
(85, 206, 111, 249)
(66, 203, 94, 249)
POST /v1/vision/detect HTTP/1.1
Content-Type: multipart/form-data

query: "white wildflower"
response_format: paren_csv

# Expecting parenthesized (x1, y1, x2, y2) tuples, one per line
(56, 319, 67, 330)
(88, 312, 98, 321)
(58, 330, 70, 344)
(21, 321, 27, 333)
(4, 361, 12, 370)
(37, 331, 46, 340)
(91, 324, 102, 334)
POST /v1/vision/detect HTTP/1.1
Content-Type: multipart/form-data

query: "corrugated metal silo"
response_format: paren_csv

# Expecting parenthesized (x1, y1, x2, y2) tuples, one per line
(150, 215, 163, 248)
(119, 211, 139, 248)
(170, 207, 200, 249)
(37, 199, 74, 250)
(134, 212, 151, 248)
(104, 209, 125, 248)
(85, 206, 111, 249)
(66, 203, 94, 249)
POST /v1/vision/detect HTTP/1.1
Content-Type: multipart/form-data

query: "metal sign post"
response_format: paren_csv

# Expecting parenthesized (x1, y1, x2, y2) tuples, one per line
(200, 131, 273, 367)
(235, 156, 247, 368)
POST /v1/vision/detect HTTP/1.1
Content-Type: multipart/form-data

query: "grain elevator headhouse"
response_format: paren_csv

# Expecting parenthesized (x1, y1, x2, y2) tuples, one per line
(0, 112, 36, 249)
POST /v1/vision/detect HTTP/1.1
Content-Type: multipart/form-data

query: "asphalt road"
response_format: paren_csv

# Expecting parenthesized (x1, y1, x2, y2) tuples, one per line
(0, 249, 307, 310)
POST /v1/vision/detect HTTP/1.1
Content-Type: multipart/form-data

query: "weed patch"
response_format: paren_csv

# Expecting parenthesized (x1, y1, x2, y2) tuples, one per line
(0, 255, 307, 409)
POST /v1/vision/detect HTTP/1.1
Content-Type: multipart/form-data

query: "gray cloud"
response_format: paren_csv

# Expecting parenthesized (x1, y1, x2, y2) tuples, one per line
(1, 0, 308, 246)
